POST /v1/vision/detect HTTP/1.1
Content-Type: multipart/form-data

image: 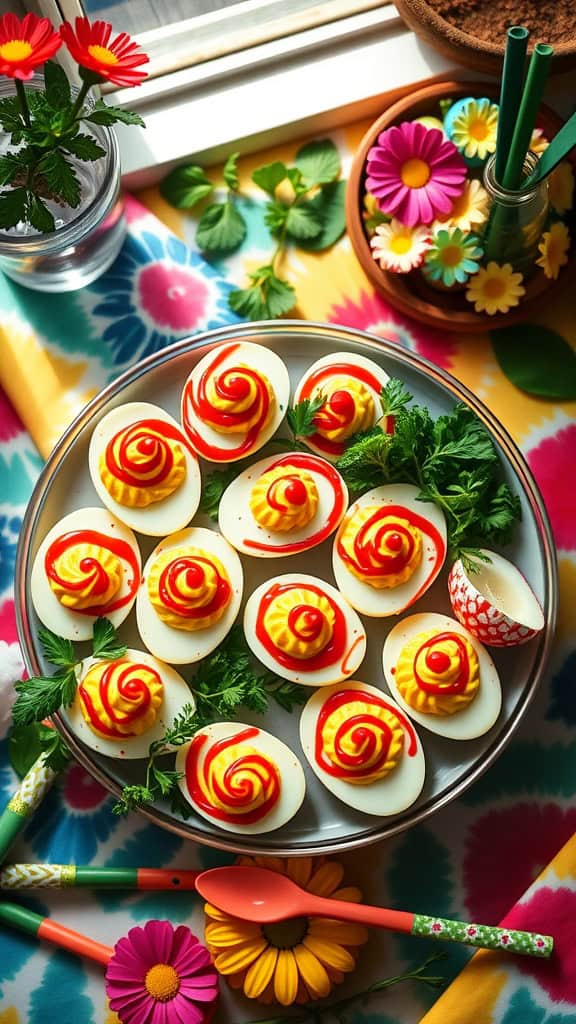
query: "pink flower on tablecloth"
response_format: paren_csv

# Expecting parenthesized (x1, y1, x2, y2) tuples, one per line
(63, 763, 109, 811)
(138, 263, 210, 332)
(0, 389, 24, 442)
(503, 885, 576, 1004)
(0, 600, 18, 644)
(124, 194, 149, 225)
(526, 424, 576, 551)
(464, 804, 576, 925)
(328, 289, 457, 370)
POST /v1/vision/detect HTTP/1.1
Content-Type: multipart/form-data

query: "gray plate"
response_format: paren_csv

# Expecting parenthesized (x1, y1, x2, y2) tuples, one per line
(15, 321, 558, 855)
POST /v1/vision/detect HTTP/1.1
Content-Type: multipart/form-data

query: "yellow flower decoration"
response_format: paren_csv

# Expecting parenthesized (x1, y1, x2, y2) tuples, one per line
(204, 855, 368, 1006)
(536, 222, 571, 279)
(450, 98, 499, 161)
(549, 162, 575, 215)
(434, 179, 489, 233)
(465, 262, 525, 315)
(530, 128, 549, 156)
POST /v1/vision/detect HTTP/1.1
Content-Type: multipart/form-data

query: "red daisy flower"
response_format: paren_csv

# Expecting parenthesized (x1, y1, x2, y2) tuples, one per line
(0, 12, 61, 81)
(59, 18, 149, 87)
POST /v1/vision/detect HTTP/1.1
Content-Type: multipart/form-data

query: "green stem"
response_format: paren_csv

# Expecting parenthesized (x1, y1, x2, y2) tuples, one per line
(15, 80, 30, 127)
(69, 80, 91, 123)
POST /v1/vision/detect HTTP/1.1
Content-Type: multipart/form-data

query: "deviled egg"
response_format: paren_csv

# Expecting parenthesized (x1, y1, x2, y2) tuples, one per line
(181, 341, 290, 462)
(218, 451, 348, 558)
(332, 484, 447, 616)
(243, 573, 367, 686)
(136, 526, 243, 664)
(30, 507, 141, 641)
(293, 352, 390, 460)
(62, 649, 193, 759)
(300, 681, 425, 815)
(448, 549, 545, 647)
(382, 612, 502, 740)
(176, 722, 306, 834)
(88, 402, 201, 536)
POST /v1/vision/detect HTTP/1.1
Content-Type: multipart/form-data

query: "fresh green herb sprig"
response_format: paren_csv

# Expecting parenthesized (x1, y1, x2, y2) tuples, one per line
(161, 152, 246, 253)
(12, 617, 127, 727)
(9, 721, 71, 776)
(286, 393, 326, 440)
(198, 463, 240, 521)
(336, 379, 522, 569)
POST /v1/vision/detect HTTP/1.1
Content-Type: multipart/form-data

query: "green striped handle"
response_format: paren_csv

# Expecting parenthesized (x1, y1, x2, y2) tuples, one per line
(412, 914, 553, 958)
(0, 755, 56, 863)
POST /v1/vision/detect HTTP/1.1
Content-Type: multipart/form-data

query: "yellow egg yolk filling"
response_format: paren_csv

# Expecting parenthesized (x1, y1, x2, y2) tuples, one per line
(339, 508, 422, 589)
(263, 587, 334, 660)
(395, 629, 480, 716)
(48, 543, 122, 610)
(313, 378, 375, 442)
(250, 465, 319, 532)
(147, 546, 231, 632)
(321, 699, 404, 784)
(99, 424, 186, 508)
(78, 659, 163, 739)
(200, 743, 279, 816)
(206, 364, 275, 434)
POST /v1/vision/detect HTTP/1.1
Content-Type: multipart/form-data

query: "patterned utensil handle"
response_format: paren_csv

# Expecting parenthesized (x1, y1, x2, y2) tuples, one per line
(0, 755, 57, 863)
(412, 914, 553, 958)
(0, 864, 200, 891)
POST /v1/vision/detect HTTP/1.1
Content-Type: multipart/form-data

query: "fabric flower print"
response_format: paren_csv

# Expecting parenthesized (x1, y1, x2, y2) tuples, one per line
(370, 219, 431, 272)
(0, 513, 21, 597)
(424, 228, 483, 287)
(25, 763, 118, 862)
(536, 222, 570, 279)
(465, 261, 525, 314)
(526, 422, 576, 552)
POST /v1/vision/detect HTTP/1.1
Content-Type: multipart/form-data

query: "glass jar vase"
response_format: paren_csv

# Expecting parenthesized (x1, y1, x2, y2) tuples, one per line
(0, 77, 126, 292)
(482, 152, 549, 275)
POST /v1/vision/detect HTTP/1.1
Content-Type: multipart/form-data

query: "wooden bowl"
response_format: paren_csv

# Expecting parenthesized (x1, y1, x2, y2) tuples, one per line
(395, 0, 576, 75)
(346, 80, 576, 333)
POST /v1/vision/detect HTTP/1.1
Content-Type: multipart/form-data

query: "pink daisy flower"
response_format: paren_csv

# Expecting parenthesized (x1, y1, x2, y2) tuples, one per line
(105, 920, 219, 1024)
(366, 122, 467, 227)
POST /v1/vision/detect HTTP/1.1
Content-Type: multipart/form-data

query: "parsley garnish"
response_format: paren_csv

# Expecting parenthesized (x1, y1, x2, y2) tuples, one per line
(336, 379, 522, 564)
(198, 464, 239, 521)
(286, 394, 326, 439)
(9, 721, 71, 777)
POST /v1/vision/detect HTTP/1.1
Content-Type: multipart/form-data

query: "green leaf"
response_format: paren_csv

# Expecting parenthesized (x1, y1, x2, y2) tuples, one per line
(265, 273, 297, 318)
(0, 95, 22, 132)
(160, 164, 214, 209)
(297, 180, 347, 251)
(39, 729, 71, 774)
(264, 200, 289, 235)
(26, 194, 55, 233)
(44, 61, 71, 109)
(0, 155, 21, 187)
(492, 324, 576, 400)
(92, 617, 127, 660)
(196, 200, 247, 252)
(223, 151, 240, 191)
(38, 629, 76, 668)
(285, 203, 323, 241)
(37, 150, 80, 208)
(9, 723, 45, 778)
(0, 187, 27, 229)
(229, 266, 296, 320)
(295, 138, 340, 186)
(64, 133, 106, 161)
(12, 670, 78, 726)
(252, 161, 287, 195)
(85, 100, 145, 128)
(199, 465, 239, 520)
(287, 394, 326, 437)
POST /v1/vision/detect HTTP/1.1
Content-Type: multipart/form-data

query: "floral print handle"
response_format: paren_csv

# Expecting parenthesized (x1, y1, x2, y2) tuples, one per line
(412, 914, 553, 958)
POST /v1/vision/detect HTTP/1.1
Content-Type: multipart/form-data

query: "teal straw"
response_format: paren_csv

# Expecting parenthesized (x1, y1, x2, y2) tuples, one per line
(502, 43, 554, 189)
(495, 27, 529, 183)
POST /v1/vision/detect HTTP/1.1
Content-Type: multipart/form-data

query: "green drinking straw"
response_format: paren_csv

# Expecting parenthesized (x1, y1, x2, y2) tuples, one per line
(495, 27, 529, 183)
(502, 42, 554, 189)
(0, 754, 57, 863)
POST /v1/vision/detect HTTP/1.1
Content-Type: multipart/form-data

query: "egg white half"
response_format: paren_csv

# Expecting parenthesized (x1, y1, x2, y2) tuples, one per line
(181, 342, 290, 463)
(218, 452, 349, 558)
(332, 484, 447, 617)
(88, 402, 201, 537)
(299, 681, 425, 815)
(243, 573, 367, 686)
(30, 507, 141, 641)
(176, 721, 306, 834)
(382, 612, 502, 740)
(136, 527, 243, 664)
(61, 649, 194, 759)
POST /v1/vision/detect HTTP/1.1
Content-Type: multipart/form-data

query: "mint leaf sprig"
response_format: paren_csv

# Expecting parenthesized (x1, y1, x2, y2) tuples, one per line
(161, 152, 247, 254)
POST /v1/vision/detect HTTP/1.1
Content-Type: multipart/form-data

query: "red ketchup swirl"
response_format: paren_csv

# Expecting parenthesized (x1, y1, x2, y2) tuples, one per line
(414, 632, 470, 695)
(44, 530, 140, 616)
(255, 581, 347, 671)
(159, 555, 230, 619)
(182, 344, 271, 461)
(337, 504, 446, 606)
(186, 727, 281, 823)
(245, 454, 347, 554)
(315, 689, 417, 779)
(267, 474, 308, 511)
(79, 660, 157, 738)
(298, 362, 382, 456)
(105, 418, 193, 487)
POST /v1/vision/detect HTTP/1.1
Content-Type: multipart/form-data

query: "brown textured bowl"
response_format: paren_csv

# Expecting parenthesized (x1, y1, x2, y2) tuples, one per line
(346, 79, 576, 333)
(395, 0, 576, 75)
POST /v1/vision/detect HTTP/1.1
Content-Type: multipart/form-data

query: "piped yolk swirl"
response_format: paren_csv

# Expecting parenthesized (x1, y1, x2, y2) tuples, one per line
(147, 546, 231, 631)
(262, 585, 335, 660)
(395, 629, 480, 716)
(99, 420, 186, 508)
(338, 507, 422, 589)
(78, 658, 163, 739)
(249, 464, 318, 532)
(316, 691, 404, 784)
(47, 541, 122, 610)
(312, 378, 375, 442)
(204, 363, 274, 435)
(187, 728, 281, 823)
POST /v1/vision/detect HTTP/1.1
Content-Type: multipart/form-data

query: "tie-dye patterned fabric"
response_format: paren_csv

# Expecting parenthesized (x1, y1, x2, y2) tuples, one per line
(0, 121, 575, 1024)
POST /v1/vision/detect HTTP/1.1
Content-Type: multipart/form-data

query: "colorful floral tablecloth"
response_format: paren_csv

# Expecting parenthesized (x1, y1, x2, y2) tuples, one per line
(0, 120, 575, 1024)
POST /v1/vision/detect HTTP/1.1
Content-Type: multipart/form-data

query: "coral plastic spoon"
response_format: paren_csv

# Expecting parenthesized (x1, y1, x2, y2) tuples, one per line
(196, 866, 553, 959)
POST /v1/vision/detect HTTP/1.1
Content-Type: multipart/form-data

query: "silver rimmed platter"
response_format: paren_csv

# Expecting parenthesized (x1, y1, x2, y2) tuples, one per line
(15, 321, 557, 855)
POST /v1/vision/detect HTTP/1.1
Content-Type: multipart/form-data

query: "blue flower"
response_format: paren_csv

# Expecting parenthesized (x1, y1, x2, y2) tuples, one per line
(501, 987, 576, 1024)
(25, 763, 119, 863)
(0, 512, 21, 596)
(87, 230, 240, 367)
(29, 948, 95, 1024)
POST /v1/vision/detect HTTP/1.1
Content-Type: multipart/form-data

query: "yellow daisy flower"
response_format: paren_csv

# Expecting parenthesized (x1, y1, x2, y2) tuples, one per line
(530, 128, 549, 156)
(450, 98, 499, 161)
(549, 162, 575, 215)
(204, 855, 368, 1006)
(370, 218, 431, 273)
(434, 179, 490, 233)
(536, 222, 571, 279)
(465, 262, 525, 315)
